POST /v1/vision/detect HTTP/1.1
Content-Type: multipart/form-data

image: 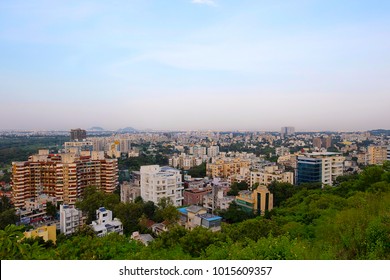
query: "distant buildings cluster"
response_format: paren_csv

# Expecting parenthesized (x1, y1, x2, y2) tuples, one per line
(5, 127, 390, 244)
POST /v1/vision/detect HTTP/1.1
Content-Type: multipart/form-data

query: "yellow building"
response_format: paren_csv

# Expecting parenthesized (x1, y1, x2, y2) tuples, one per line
(235, 185, 273, 215)
(250, 165, 294, 187)
(206, 158, 250, 178)
(24, 225, 57, 244)
(367, 146, 388, 165)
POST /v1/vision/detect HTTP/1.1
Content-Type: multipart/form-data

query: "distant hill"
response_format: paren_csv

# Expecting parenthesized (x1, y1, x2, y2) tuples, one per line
(117, 127, 138, 133)
(369, 129, 390, 136)
(89, 127, 104, 131)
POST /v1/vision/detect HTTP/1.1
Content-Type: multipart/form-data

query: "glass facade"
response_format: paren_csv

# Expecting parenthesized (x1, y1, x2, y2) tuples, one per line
(297, 157, 322, 185)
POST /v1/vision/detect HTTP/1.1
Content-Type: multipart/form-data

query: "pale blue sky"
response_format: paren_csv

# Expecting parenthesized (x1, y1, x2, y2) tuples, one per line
(0, 0, 389, 131)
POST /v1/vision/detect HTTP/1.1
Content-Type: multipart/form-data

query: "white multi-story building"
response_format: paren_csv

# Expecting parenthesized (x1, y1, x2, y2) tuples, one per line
(91, 207, 123, 237)
(387, 146, 390, 161)
(207, 146, 220, 158)
(59, 204, 84, 235)
(190, 145, 207, 157)
(140, 165, 184, 207)
(275, 146, 290, 156)
(297, 152, 345, 186)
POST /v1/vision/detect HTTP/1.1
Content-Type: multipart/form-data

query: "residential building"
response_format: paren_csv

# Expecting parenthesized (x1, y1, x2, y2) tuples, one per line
(16, 194, 57, 225)
(91, 207, 123, 237)
(140, 165, 184, 207)
(178, 205, 222, 232)
(24, 225, 57, 244)
(313, 136, 332, 150)
(207, 146, 220, 158)
(229, 167, 251, 185)
(70, 128, 86, 141)
(189, 145, 207, 157)
(11, 150, 118, 207)
(131, 231, 154, 246)
(59, 204, 84, 235)
(367, 146, 388, 165)
(235, 185, 273, 215)
(203, 180, 233, 212)
(281, 127, 295, 137)
(297, 152, 345, 186)
(128, 149, 140, 158)
(120, 181, 141, 203)
(183, 185, 212, 206)
(275, 146, 290, 156)
(206, 158, 250, 178)
(250, 165, 294, 187)
(277, 154, 297, 169)
(388, 146, 390, 161)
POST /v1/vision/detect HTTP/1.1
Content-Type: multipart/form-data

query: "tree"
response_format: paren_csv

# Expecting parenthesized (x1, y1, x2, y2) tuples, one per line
(187, 162, 206, 178)
(0, 196, 13, 212)
(218, 201, 255, 223)
(114, 202, 144, 235)
(180, 226, 218, 257)
(227, 181, 248, 196)
(75, 186, 120, 224)
(267, 181, 299, 207)
(0, 224, 49, 259)
(155, 197, 180, 225)
(0, 209, 18, 230)
(45, 201, 57, 218)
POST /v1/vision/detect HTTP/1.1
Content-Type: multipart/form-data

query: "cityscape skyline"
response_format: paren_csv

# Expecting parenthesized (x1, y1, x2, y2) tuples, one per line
(1, 0, 389, 131)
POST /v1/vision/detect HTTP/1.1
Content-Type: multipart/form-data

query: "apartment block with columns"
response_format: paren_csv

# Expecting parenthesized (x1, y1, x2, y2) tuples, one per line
(11, 149, 118, 208)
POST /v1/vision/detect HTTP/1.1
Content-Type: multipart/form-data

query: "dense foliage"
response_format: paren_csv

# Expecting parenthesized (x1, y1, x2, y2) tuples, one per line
(1, 163, 390, 260)
(0, 136, 68, 167)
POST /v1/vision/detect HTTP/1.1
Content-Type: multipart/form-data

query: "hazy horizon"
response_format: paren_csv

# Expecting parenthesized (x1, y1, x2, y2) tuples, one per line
(1, 0, 389, 131)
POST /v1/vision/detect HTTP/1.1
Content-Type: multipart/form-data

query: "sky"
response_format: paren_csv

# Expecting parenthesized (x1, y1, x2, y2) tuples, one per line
(0, 0, 389, 132)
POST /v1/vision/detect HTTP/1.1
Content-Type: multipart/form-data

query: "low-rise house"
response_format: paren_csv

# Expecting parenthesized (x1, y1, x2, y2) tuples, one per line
(183, 185, 212, 205)
(16, 194, 57, 225)
(178, 205, 222, 232)
(131, 231, 154, 246)
(91, 207, 123, 237)
(24, 225, 57, 244)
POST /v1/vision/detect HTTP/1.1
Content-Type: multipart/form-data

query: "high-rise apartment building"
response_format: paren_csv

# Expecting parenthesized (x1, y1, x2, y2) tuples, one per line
(280, 127, 295, 137)
(313, 136, 332, 149)
(207, 146, 220, 158)
(11, 150, 118, 208)
(70, 128, 87, 141)
(140, 165, 184, 207)
(297, 152, 345, 186)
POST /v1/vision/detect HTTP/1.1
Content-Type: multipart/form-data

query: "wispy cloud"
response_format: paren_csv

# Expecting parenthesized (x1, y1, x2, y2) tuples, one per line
(191, 0, 217, 7)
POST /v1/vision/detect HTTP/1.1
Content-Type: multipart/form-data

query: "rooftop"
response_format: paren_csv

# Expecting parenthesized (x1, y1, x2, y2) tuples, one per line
(198, 213, 222, 222)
